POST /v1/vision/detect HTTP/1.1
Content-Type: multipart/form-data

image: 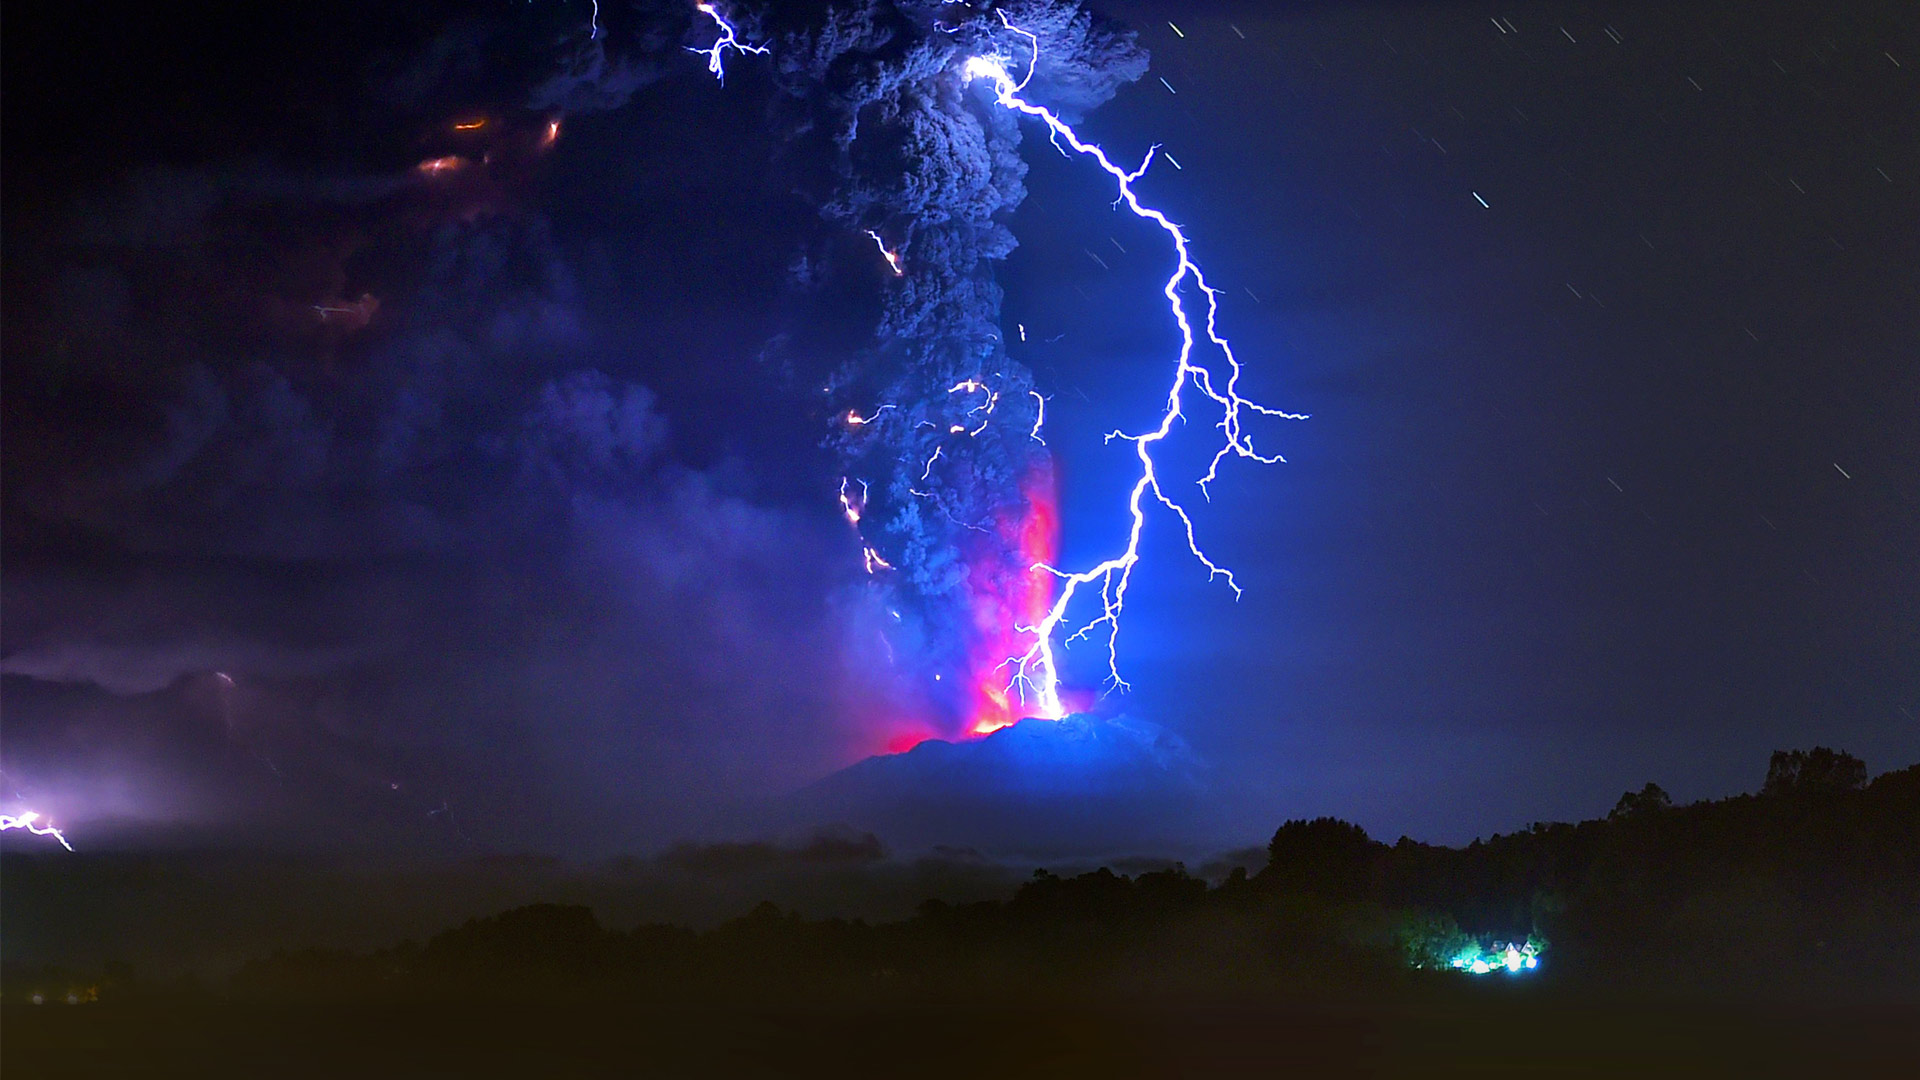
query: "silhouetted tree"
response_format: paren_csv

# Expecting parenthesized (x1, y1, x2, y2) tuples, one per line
(1762, 747, 1867, 796)
(1260, 817, 1382, 899)
(1609, 782, 1673, 820)
(416, 903, 613, 988)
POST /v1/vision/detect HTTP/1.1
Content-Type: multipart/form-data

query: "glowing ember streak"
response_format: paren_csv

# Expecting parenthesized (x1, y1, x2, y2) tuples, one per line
(416, 155, 465, 176)
(0, 811, 73, 851)
(689, 2, 768, 84)
(452, 118, 488, 131)
(846, 404, 894, 426)
(311, 292, 379, 329)
(865, 230, 907, 275)
(1028, 390, 1048, 444)
(543, 119, 562, 148)
(965, 18, 1308, 717)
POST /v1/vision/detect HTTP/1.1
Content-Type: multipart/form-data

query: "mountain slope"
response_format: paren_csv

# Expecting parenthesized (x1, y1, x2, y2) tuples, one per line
(781, 714, 1215, 858)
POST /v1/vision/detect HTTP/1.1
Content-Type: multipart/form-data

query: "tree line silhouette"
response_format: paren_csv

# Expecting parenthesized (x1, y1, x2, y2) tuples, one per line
(23, 748, 1919, 1005)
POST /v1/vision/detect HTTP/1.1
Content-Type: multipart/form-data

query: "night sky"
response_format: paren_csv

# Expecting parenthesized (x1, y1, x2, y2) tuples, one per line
(3, 0, 1914, 857)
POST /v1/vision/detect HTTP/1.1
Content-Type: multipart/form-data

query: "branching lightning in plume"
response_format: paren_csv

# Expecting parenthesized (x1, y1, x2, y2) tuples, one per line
(690, 2, 768, 83)
(865, 230, 906, 275)
(900, 373, 1009, 493)
(838, 476, 869, 524)
(963, 16, 1306, 718)
(845, 404, 894, 427)
(688, 5, 1295, 728)
(948, 378, 1000, 437)
(0, 811, 73, 851)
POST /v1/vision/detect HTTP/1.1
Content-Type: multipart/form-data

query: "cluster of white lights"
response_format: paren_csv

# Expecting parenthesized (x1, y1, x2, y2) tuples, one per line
(1450, 941, 1541, 975)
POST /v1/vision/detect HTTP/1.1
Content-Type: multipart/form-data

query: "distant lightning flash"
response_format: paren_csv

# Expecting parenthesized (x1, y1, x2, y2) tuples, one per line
(690, 2, 768, 83)
(964, 17, 1306, 717)
(0, 811, 73, 851)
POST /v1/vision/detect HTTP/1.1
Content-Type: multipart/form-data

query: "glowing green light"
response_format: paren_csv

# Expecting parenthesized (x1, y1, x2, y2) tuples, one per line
(1438, 937, 1544, 976)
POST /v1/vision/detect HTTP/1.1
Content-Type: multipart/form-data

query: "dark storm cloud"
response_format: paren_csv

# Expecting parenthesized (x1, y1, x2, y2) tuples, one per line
(0, 0, 886, 849)
(0, 0, 1176, 852)
(374, 0, 688, 118)
(0, 639, 360, 699)
(505, 370, 671, 484)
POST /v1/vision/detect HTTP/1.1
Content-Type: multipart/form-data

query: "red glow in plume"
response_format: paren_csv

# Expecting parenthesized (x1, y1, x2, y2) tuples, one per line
(861, 466, 1084, 758)
(966, 465, 1080, 735)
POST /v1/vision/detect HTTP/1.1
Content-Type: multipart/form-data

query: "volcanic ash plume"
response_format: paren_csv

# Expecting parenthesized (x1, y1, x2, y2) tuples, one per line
(768, 1, 1147, 740)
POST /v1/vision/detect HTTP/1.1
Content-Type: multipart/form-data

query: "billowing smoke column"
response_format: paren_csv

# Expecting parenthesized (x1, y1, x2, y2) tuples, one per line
(762, 1, 1148, 739)
(695, 1, 1299, 744)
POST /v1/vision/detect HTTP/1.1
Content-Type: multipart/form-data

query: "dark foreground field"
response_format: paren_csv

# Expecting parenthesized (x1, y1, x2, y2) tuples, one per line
(6, 751, 1916, 1076)
(7, 990, 1918, 1077)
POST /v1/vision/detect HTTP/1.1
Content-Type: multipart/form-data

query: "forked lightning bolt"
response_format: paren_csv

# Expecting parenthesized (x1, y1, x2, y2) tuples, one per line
(866, 230, 907, 275)
(688, 5, 1303, 721)
(690, 2, 768, 83)
(0, 810, 73, 851)
(965, 17, 1306, 718)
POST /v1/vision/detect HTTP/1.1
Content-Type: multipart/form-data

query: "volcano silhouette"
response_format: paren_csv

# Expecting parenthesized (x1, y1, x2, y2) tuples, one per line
(784, 714, 1213, 858)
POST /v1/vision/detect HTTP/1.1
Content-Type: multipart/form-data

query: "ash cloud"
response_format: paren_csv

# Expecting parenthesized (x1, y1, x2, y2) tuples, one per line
(1, 0, 1151, 852)
(767, 1, 1146, 732)
(0, 0, 852, 852)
